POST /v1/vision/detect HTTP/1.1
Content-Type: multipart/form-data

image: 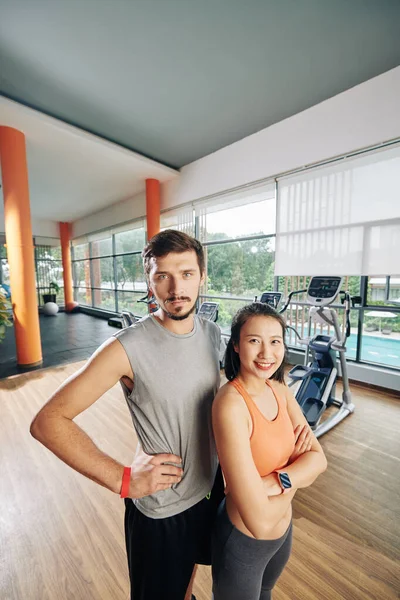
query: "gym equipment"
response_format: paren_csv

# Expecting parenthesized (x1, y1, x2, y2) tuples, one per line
(282, 276, 356, 437)
(114, 299, 220, 330)
(110, 293, 154, 328)
(197, 301, 228, 366)
(197, 301, 219, 322)
(43, 302, 59, 316)
(257, 291, 283, 310)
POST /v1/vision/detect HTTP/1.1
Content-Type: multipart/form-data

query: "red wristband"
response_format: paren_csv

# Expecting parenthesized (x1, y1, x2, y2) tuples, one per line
(120, 466, 131, 498)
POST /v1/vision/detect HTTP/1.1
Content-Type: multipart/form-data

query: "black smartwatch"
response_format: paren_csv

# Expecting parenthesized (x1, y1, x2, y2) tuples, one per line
(276, 471, 292, 492)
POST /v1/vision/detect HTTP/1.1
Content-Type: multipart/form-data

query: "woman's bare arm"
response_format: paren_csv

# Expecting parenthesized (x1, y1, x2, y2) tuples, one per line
(213, 385, 296, 539)
(275, 384, 328, 489)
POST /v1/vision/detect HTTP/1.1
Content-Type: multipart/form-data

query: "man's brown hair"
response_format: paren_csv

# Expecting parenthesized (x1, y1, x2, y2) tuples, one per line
(142, 229, 205, 277)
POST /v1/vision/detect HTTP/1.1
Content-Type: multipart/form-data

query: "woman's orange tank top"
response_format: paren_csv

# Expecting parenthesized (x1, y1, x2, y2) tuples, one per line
(230, 378, 295, 477)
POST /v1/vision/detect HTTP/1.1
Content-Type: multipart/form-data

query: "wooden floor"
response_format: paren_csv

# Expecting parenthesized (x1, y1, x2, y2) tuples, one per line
(0, 364, 399, 600)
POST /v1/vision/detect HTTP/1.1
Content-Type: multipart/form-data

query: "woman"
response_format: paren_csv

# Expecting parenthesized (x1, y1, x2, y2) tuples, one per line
(212, 302, 327, 600)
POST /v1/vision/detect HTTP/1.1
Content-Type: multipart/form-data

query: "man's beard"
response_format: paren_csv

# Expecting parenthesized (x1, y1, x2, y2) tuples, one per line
(164, 296, 197, 321)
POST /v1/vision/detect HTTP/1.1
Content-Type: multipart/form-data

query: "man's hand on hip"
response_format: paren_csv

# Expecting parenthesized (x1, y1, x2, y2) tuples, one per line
(128, 447, 183, 498)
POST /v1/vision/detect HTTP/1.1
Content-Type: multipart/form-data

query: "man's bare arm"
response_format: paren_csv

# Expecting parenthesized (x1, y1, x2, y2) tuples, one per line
(30, 337, 182, 497)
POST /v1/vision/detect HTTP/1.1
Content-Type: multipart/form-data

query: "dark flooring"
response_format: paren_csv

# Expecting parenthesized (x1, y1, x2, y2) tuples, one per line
(0, 312, 117, 380)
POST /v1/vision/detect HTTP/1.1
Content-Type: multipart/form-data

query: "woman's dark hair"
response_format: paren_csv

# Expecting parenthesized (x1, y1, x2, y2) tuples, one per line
(224, 302, 287, 383)
(142, 229, 205, 277)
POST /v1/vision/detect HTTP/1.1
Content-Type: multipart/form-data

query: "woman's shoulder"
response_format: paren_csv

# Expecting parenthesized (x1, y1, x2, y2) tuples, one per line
(213, 380, 248, 414)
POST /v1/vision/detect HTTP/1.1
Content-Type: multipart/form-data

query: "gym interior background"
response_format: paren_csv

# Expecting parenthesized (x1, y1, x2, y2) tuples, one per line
(0, 2, 399, 599)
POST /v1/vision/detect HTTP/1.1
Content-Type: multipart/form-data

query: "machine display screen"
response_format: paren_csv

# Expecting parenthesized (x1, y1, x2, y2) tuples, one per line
(259, 292, 282, 308)
(308, 277, 342, 300)
(198, 302, 219, 321)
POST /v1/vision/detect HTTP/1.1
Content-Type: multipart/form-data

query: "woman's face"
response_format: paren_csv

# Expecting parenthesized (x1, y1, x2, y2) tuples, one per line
(234, 315, 285, 380)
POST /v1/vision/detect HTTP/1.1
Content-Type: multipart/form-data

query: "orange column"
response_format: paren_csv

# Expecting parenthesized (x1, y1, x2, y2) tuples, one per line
(145, 179, 160, 241)
(0, 126, 42, 366)
(59, 222, 78, 312)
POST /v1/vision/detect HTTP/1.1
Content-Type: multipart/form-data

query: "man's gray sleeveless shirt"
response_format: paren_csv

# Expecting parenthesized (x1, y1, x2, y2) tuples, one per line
(114, 314, 221, 519)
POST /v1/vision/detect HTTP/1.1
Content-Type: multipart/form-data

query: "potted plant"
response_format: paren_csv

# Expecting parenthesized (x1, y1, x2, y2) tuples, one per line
(42, 281, 60, 304)
(0, 286, 12, 342)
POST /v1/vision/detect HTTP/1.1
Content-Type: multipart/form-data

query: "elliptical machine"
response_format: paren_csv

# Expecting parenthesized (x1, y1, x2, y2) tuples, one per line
(281, 276, 355, 437)
(258, 277, 356, 437)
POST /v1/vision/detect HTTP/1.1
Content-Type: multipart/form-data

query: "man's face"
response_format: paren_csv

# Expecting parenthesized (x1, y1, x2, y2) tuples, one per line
(148, 250, 205, 320)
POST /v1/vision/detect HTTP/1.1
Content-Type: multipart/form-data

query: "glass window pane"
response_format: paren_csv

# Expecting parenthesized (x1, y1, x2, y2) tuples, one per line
(73, 260, 91, 288)
(160, 211, 194, 236)
(201, 196, 276, 242)
(388, 275, 400, 304)
(0, 244, 10, 285)
(117, 291, 149, 317)
(92, 258, 114, 289)
(284, 304, 358, 361)
(75, 287, 92, 306)
(116, 255, 146, 291)
(203, 238, 275, 299)
(199, 296, 249, 335)
(361, 308, 400, 368)
(73, 243, 89, 260)
(35, 246, 62, 260)
(36, 259, 63, 291)
(115, 228, 146, 254)
(93, 289, 116, 311)
(367, 275, 400, 306)
(91, 237, 112, 258)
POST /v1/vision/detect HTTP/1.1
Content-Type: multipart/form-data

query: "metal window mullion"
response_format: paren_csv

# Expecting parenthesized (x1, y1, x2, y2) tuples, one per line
(203, 233, 275, 247)
(385, 276, 390, 303)
(35, 248, 40, 305)
(199, 294, 254, 302)
(89, 241, 95, 308)
(355, 276, 367, 363)
(112, 234, 118, 313)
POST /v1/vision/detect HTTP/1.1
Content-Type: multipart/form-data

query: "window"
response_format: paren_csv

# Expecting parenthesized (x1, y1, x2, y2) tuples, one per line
(90, 234, 112, 258)
(205, 238, 275, 298)
(0, 243, 9, 286)
(116, 255, 146, 291)
(278, 274, 399, 370)
(361, 275, 400, 368)
(115, 227, 145, 254)
(276, 144, 400, 277)
(35, 244, 63, 306)
(196, 182, 276, 334)
(71, 221, 146, 317)
(160, 207, 194, 236)
(278, 275, 360, 362)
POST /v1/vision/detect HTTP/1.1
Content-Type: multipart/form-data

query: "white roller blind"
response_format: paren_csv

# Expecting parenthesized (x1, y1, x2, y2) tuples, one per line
(275, 145, 400, 276)
(194, 181, 276, 242)
(160, 206, 194, 236)
(72, 219, 145, 246)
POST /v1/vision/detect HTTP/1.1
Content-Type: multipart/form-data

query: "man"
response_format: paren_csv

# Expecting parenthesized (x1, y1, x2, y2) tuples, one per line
(31, 229, 223, 600)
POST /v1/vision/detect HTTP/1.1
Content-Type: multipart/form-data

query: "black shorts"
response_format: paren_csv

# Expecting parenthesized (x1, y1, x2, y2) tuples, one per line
(124, 465, 224, 600)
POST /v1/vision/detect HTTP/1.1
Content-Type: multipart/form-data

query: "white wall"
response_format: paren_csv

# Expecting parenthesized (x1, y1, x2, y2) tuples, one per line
(72, 192, 146, 238)
(162, 66, 400, 209)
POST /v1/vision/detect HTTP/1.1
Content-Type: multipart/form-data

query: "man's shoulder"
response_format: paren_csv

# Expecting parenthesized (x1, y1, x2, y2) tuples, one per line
(114, 314, 153, 341)
(197, 316, 220, 336)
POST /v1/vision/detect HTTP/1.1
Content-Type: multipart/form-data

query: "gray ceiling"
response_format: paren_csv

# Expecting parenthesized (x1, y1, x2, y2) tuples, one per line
(0, 0, 400, 169)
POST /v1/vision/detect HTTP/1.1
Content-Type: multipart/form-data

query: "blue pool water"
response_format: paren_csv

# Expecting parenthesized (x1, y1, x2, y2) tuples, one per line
(346, 333, 400, 368)
(285, 326, 400, 369)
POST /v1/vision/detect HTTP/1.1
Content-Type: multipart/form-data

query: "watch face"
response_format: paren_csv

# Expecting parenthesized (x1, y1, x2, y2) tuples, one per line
(278, 472, 292, 489)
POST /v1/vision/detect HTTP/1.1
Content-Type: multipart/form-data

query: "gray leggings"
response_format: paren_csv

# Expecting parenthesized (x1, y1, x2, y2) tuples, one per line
(212, 500, 292, 600)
